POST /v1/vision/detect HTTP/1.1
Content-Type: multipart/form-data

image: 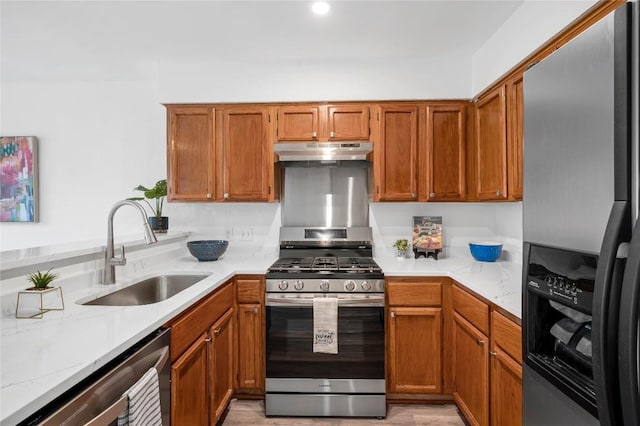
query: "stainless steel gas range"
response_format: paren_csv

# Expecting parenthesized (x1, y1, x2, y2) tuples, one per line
(264, 227, 386, 418)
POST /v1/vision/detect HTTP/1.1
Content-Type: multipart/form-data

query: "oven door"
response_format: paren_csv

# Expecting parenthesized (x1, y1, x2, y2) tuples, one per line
(265, 294, 385, 383)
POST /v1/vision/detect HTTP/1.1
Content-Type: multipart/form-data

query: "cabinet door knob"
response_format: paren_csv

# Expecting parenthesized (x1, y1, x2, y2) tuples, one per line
(311, 131, 317, 138)
(223, 193, 229, 199)
(205, 337, 212, 342)
(496, 191, 502, 196)
(206, 193, 211, 199)
(411, 193, 416, 198)
(214, 328, 221, 335)
(391, 311, 397, 318)
(253, 307, 258, 314)
(330, 131, 335, 138)
(476, 339, 485, 345)
(429, 192, 436, 198)
(489, 351, 497, 357)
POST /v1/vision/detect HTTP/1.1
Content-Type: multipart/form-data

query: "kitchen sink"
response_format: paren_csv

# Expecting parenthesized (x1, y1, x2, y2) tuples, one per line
(82, 274, 210, 306)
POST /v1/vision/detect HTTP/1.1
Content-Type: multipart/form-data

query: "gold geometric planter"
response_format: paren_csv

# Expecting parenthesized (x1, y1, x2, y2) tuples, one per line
(15, 286, 65, 319)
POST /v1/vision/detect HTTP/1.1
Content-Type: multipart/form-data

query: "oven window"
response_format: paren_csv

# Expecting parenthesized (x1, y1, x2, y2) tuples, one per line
(266, 306, 384, 379)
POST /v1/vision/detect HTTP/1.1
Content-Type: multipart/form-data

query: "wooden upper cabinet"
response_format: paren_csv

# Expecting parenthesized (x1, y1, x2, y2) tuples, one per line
(475, 86, 508, 201)
(167, 106, 215, 201)
(507, 74, 524, 201)
(222, 107, 269, 201)
(424, 104, 467, 201)
(277, 106, 319, 141)
(327, 105, 370, 140)
(376, 105, 419, 201)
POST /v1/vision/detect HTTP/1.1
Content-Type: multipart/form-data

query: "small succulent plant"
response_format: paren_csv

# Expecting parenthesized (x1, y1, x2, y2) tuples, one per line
(27, 268, 58, 290)
(393, 239, 409, 252)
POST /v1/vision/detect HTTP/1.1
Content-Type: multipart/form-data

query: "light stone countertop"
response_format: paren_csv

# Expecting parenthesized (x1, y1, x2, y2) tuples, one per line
(0, 243, 521, 425)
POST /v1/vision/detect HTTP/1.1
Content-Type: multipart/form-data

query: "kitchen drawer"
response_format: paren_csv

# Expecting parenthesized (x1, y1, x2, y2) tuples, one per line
(236, 277, 264, 304)
(491, 310, 522, 363)
(170, 280, 233, 360)
(453, 284, 489, 335)
(387, 279, 442, 306)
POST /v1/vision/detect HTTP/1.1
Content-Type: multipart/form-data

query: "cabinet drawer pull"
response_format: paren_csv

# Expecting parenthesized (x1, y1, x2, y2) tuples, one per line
(476, 339, 485, 345)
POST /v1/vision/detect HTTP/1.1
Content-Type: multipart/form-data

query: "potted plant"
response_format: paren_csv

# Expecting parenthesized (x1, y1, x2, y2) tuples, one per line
(393, 239, 409, 259)
(26, 268, 59, 291)
(128, 179, 168, 233)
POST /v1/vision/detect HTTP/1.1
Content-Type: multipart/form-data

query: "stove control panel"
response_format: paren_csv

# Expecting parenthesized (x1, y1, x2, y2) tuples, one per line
(267, 278, 385, 293)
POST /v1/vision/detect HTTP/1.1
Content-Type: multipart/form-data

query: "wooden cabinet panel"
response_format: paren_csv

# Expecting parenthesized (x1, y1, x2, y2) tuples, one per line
(387, 280, 442, 307)
(507, 75, 524, 201)
(210, 308, 234, 424)
(236, 278, 264, 304)
(475, 86, 508, 200)
(425, 104, 466, 201)
(171, 333, 209, 426)
(453, 312, 489, 426)
(236, 303, 265, 391)
(327, 105, 370, 140)
(453, 284, 490, 335)
(223, 107, 269, 201)
(277, 106, 319, 141)
(376, 105, 419, 201)
(167, 106, 214, 200)
(170, 281, 233, 361)
(388, 307, 442, 394)
(490, 345, 522, 426)
(491, 311, 522, 364)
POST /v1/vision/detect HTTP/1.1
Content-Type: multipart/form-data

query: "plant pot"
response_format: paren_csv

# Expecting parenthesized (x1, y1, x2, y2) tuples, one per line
(148, 216, 169, 233)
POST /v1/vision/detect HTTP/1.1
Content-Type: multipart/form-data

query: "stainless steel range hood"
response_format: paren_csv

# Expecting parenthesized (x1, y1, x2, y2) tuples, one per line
(274, 142, 372, 162)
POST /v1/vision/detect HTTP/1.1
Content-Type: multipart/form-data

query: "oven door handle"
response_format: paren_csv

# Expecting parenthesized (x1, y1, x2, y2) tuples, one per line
(266, 295, 384, 307)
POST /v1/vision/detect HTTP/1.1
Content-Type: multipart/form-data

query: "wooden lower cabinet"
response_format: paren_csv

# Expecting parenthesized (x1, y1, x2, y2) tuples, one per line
(210, 308, 235, 422)
(388, 307, 442, 393)
(171, 333, 209, 426)
(235, 276, 265, 393)
(453, 311, 490, 426)
(236, 303, 264, 391)
(490, 344, 522, 426)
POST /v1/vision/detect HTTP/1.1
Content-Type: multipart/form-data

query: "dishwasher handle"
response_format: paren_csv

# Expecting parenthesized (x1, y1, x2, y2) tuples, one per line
(84, 347, 169, 426)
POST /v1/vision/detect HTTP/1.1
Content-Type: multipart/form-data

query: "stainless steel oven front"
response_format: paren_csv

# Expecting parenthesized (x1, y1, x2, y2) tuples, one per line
(264, 292, 386, 418)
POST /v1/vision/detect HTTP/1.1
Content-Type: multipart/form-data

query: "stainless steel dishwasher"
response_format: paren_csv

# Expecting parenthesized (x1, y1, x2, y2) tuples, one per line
(20, 328, 171, 426)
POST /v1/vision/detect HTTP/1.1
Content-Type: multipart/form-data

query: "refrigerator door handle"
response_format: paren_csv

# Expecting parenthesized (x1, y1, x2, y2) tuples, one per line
(618, 219, 640, 426)
(593, 201, 630, 426)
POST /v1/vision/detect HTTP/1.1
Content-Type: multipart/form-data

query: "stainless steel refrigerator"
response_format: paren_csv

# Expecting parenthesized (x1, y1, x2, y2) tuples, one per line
(522, 2, 639, 425)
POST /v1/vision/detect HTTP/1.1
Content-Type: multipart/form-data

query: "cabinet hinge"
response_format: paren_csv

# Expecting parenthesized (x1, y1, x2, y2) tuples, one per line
(268, 114, 271, 123)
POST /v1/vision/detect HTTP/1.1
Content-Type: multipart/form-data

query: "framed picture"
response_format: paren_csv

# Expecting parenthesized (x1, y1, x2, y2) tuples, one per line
(412, 216, 442, 250)
(0, 136, 39, 222)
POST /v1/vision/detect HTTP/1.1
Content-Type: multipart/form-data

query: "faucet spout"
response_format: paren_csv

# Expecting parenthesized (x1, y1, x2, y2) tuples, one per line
(103, 200, 158, 284)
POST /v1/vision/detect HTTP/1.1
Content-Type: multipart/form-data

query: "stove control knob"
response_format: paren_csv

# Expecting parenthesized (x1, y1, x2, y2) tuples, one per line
(361, 281, 371, 291)
(294, 280, 304, 291)
(345, 280, 356, 291)
(320, 280, 330, 292)
(278, 280, 289, 291)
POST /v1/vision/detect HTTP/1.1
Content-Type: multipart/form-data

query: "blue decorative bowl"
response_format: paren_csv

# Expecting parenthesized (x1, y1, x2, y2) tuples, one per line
(187, 240, 229, 261)
(469, 241, 503, 262)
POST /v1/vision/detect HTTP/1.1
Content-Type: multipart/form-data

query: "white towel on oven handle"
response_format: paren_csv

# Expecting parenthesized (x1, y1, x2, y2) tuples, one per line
(313, 297, 338, 354)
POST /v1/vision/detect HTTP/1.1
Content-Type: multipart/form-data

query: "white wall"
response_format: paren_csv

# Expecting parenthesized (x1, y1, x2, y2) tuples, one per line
(472, 0, 598, 94)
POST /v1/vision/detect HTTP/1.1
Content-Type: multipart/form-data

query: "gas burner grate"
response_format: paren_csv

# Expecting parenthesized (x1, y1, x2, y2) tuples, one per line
(311, 257, 339, 271)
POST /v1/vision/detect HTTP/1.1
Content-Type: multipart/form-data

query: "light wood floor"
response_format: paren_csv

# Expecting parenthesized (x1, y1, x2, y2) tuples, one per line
(221, 399, 466, 425)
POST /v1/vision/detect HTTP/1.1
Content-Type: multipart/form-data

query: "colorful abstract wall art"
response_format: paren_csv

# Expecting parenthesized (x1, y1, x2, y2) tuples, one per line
(0, 136, 38, 222)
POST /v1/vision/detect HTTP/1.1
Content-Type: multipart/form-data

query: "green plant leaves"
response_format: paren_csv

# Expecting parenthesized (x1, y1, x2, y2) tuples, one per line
(27, 268, 58, 288)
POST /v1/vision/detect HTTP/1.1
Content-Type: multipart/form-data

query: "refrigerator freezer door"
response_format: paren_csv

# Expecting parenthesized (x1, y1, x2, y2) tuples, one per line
(523, 11, 616, 254)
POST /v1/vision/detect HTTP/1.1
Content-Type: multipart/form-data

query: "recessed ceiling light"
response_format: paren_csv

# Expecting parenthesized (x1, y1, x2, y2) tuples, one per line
(312, 1, 330, 15)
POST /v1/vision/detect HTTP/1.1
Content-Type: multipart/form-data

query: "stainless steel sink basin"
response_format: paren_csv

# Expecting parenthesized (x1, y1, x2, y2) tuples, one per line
(82, 274, 210, 306)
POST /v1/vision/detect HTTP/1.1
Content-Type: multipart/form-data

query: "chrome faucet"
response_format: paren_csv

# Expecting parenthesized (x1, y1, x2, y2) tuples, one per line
(103, 200, 158, 284)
